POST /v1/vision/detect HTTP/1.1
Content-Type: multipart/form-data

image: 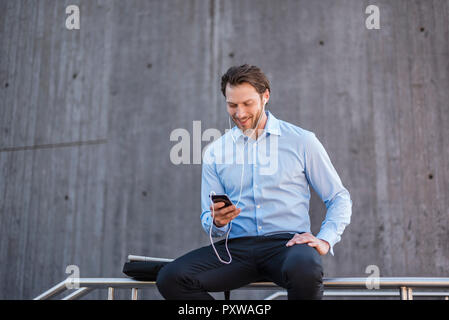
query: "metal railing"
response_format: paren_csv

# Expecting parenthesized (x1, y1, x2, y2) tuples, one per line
(34, 256, 449, 300)
(265, 289, 449, 300)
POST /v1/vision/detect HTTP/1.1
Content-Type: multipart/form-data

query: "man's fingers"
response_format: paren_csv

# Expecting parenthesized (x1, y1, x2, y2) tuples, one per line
(210, 202, 235, 213)
(213, 207, 241, 226)
(296, 237, 314, 244)
(285, 234, 327, 255)
(227, 206, 241, 214)
(210, 202, 226, 211)
(286, 239, 311, 246)
(215, 205, 236, 215)
(211, 206, 241, 222)
(286, 233, 316, 247)
(223, 207, 241, 219)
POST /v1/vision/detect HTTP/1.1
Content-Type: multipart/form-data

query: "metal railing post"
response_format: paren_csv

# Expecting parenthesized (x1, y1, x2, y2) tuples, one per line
(400, 287, 414, 300)
(108, 287, 114, 300)
(131, 288, 138, 300)
(407, 287, 413, 300)
(400, 286, 408, 300)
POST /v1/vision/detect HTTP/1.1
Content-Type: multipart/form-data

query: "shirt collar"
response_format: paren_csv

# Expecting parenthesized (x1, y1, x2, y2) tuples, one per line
(231, 110, 281, 141)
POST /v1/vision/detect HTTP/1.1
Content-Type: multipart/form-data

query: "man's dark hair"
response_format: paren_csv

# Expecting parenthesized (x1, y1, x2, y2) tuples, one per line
(221, 64, 271, 98)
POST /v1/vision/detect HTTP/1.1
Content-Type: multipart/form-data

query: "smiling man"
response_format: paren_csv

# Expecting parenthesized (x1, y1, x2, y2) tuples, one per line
(227, 82, 267, 134)
(156, 64, 352, 300)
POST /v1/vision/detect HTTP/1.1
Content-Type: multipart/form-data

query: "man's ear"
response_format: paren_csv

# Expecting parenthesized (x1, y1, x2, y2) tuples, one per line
(263, 90, 270, 104)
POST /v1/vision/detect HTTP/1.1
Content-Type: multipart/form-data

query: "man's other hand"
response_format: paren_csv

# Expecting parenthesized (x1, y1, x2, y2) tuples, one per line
(286, 232, 330, 255)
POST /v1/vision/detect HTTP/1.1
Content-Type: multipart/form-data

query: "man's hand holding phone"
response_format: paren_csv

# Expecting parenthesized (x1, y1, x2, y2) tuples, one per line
(210, 195, 241, 227)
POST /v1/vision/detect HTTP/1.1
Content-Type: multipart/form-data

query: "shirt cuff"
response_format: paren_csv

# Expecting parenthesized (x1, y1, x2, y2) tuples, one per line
(204, 211, 230, 237)
(316, 228, 338, 256)
(211, 220, 229, 236)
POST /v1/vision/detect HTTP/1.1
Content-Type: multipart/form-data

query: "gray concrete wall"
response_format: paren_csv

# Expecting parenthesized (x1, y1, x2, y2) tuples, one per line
(0, 0, 448, 299)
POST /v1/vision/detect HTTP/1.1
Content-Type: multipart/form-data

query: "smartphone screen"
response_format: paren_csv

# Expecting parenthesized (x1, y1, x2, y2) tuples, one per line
(210, 194, 233, 208)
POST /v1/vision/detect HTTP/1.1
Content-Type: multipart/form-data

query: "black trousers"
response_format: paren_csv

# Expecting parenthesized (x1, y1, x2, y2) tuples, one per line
(156, 232, 324, 300)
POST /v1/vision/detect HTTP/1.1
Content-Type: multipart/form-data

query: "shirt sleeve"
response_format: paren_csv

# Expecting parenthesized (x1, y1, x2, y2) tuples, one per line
(303, 132, 352, 256)
(201, 144, 230, 237)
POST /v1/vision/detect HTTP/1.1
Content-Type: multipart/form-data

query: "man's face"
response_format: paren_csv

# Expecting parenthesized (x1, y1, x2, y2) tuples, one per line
(225, 82, 268, 132)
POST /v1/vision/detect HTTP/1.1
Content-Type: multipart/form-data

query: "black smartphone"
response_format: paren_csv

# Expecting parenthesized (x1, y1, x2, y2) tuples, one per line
(210, 194, 233, 208)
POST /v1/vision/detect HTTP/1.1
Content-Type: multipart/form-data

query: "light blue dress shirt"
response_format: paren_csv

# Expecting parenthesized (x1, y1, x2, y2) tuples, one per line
(201, 110, 352, 255)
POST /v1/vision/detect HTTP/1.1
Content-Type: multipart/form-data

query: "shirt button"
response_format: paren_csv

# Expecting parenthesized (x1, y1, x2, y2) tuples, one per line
(256, 205, 261, 208)
(258, 226, 262, 230)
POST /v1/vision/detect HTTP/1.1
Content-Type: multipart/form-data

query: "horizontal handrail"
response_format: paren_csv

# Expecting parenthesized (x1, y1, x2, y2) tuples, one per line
(127, 255, 173, 262)
(245, 277, 449, 289)
(265, 290, 449, 300)
(34, 254, 449, 300)
(34, 277, 449, 300)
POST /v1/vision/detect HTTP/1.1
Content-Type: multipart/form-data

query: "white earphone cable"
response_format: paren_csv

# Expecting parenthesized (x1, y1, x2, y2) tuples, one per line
(209, 102, 266, 264)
